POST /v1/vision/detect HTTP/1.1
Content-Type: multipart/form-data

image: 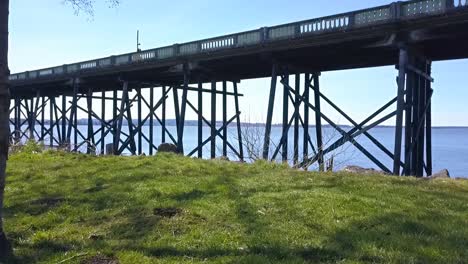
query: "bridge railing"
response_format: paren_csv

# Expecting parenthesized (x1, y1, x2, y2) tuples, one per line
(454, 0, 468, 7)
(8, 0, 466, 83)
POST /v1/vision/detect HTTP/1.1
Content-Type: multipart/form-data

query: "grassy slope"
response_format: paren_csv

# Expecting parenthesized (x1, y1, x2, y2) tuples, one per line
(2, 151, 468, 264)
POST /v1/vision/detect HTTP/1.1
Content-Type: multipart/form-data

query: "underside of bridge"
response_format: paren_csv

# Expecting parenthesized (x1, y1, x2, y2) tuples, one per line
(8, 1, 468, 177)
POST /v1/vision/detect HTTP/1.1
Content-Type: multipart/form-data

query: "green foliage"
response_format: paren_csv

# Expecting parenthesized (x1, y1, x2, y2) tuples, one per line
(2, 152, 468, 263)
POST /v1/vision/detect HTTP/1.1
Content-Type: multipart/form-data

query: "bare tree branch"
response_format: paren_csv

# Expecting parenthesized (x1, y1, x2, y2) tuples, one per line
(63, 0, 120, 16)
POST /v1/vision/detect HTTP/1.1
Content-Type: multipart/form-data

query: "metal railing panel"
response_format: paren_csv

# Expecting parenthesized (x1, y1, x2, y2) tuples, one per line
(28, 71, 38, 78)
(300, 15, 351, 34)
(269, 25, 296, 40)
(157, 47, 175, 59)
(99, 58, 112, 67)
(201, 37, 235, 51)
(453, 0, 468, 7)
(355, 6, 392, 26)
(115, 55, 130, 65)
(53, 66, 64, 74)
(237, 31, 262, 46)
(402, 0, 447, 17)
(179, 43, 199, 55)
(131, 50, 156, 62)
(80, 61, 97, 70)
(67, 64, 79, 73)
(18, 73, 27, 80)
(39, 69, 53, 76)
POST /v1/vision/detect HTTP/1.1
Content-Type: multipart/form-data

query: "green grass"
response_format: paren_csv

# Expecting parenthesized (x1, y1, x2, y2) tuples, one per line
(2, 151, 468, 263)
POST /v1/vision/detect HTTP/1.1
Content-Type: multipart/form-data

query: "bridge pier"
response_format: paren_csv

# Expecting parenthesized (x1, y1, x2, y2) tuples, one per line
(8, 78, 244, 161)
(394, 47, 433, 177)
(313, 74, 324, 172)
(184, 80, 244, 161)
(211, 81, 216, 158)
(261, 56, 434, 176)
(263, 65, 323, 169)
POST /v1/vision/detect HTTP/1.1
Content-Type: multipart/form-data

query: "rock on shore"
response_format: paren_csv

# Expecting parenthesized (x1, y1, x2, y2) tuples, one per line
(428, 169, 450, 179)
(157, 143, 179, 154)
(342, 165, 389, 175)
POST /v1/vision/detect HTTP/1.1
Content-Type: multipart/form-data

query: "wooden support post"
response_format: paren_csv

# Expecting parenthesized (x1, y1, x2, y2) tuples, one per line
(74, 98, 78, 149)
(303, 73, 310, 165)
(404, 57, 414, 176)
(14, 97, 20, 143)
(113, 88, 118, 150)
(101, 90, 105, 154)
(211, 81, 216, 159)
(162, 86, 166, 144)
(425, 62, 433, 176)
(314, 73, 324, 171)
(393, 48, 408, 176)
(32, 90, 41, 140)
(26, 98, 33, 139)
(177, 65, 190, 154)
(87, 88, 95, 154)
(411, 58, 420, 176)
(173, 85, 180, 150)
(41, 96, 45, 140)
(67, 80, 78, 146)
(233, 82, 244, 161)
(198, 81, 203, 158)
(282, 73, 289, 162)
(115, 82, 128, 155)
(137, 88, 142, 155)
(125, 91, 137, 155)
(49, 97, 54, 147)
(263, 64, 278, 159)
(149, 87, 154, 155)
(53, 97, 61, 144)
(294, 73, 300, 165)
(416, 58, 425, 177)
(222, 81, 228, 157)
(61, 94, 66, 146)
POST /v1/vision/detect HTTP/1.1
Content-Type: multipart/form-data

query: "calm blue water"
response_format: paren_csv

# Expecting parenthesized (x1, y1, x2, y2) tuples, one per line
(17, 125, 468, 177)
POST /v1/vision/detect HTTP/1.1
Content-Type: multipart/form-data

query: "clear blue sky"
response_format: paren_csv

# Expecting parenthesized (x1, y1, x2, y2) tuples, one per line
(8, 0, 468, 126)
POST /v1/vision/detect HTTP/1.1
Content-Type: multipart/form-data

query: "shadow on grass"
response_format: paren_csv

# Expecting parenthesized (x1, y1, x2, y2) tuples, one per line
(1, 237, 85, 264)
(102, 174, 344, 261)
(5, 164, 467, 263)
(333, 211, 467, 262)
(101, 210, 466, 263)
(122, 175, 466, 262)
(138, 245, 339, 262)
(4, 196, 66, 217)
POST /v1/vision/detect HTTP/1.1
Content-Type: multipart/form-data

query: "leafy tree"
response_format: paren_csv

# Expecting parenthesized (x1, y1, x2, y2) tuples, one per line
(0, 0, 119, 256)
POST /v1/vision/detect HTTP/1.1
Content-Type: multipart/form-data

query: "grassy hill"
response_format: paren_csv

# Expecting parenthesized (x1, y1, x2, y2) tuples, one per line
(2, 151, 468, 263)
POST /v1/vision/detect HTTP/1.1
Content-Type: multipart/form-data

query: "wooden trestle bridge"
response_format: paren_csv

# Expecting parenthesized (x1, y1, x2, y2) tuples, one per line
(8, 0, 468, 176)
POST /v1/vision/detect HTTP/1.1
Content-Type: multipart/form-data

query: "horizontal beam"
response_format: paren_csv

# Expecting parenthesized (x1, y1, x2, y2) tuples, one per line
(9, 0, 466, 89)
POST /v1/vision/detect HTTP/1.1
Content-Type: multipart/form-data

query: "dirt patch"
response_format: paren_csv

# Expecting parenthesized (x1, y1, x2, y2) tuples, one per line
(81, 255, 119, 264)
(153, 207, 182, 218)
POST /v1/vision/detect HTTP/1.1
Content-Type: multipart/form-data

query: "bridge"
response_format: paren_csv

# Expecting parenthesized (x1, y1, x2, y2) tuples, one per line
(8, 0, 468, 177)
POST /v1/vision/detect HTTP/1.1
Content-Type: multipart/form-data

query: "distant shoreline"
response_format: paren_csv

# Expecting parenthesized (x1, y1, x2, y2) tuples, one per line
(11, 118, 468, 128)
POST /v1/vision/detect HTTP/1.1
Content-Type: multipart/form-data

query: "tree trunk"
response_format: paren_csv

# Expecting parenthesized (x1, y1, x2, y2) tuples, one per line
(0, 0, 11, 255)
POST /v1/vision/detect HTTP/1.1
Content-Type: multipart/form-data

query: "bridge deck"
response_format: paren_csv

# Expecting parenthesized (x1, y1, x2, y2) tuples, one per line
(9, 0, 468, 98)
